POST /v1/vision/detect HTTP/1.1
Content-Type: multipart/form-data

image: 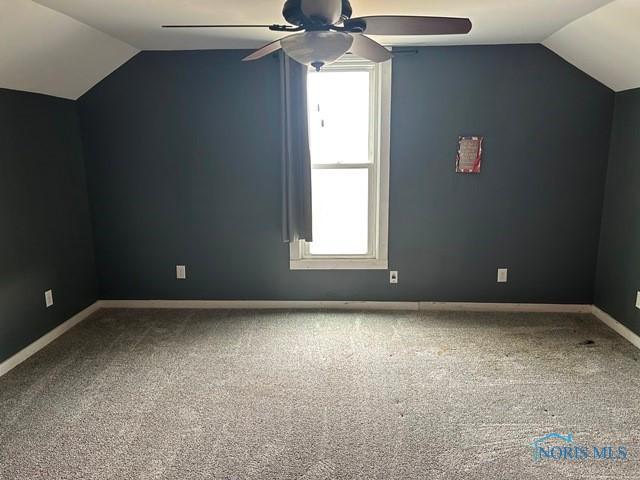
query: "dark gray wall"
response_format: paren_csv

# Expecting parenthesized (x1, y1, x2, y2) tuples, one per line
(595, 88, 640, 334)
(0, 89, 97, 362)
(79, 45, 613, 303)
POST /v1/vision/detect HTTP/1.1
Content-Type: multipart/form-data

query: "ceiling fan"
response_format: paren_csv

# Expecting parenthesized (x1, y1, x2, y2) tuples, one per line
(163, 0, 472, 71)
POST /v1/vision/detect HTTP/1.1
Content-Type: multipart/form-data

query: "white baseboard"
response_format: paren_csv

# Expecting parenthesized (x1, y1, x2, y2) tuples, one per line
(99, 299, 591, 314)
(591, 306, 640, 350)
(98, 300, 420, 311)
(0, 301, 101, 378)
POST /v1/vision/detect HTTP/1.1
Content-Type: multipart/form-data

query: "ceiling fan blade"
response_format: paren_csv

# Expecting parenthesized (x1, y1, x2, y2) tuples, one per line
(162, 24, 274, 28)
(242, 37, 286, 61)
(348, 34, 392, 63)
(344, 16, 472, 36)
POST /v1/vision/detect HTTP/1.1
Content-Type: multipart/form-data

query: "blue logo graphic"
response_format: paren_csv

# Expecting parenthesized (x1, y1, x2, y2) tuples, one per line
(531, 433, 628, 462)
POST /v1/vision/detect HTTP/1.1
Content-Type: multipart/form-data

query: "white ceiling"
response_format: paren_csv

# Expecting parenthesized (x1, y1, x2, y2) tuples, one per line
(0, 0, 137, 100)
(34, 0, 613, 50)
(1, 0, 638, 99)
(544, 0, 640, 93)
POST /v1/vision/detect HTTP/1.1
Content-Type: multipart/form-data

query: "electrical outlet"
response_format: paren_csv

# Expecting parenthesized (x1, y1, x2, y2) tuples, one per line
(45, 290, 54, 308)
(636, 291, 640, 310)
(390, 271, 399, 284)
(497, 268, 508, 283)
(176, 265, 186, 280)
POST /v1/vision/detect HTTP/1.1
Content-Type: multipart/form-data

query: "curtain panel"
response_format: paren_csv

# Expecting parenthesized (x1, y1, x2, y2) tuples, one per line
(280, 54, 313, 243)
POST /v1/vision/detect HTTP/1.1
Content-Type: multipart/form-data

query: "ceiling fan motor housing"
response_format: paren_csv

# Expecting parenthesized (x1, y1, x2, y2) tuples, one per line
(283, 0, 353, 27)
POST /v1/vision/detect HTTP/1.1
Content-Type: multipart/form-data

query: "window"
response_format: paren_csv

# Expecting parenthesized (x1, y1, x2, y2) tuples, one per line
(290, 56, 391, 270)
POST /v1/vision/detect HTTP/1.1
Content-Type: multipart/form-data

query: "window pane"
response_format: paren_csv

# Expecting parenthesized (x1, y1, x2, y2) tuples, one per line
(307, 71, 370, 165)
(309, 168, 369, 255)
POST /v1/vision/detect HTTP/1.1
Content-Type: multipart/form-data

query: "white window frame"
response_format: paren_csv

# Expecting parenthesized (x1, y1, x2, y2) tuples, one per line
(290, 56, 391, 270)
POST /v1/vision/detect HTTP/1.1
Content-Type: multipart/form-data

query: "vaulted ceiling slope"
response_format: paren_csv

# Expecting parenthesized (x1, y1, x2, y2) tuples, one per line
(0, 0, 138, 100)
(544, 0, 640, 93)
(1, 0, 638, 99)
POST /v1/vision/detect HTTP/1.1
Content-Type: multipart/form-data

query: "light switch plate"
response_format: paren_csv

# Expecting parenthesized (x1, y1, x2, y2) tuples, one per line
(176, 265, 186, 280)
(497, 268, 508, 283)
(390, 271, 398, 284)
(636, 291, 640, 310)
(45, 290, 53, 308)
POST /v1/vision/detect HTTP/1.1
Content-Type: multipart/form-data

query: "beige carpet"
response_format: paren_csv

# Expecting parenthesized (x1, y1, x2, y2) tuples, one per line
(0, 309, 639, 479)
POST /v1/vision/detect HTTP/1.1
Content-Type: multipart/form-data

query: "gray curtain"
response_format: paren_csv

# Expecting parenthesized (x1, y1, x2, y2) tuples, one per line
(281, 54, 313, 243)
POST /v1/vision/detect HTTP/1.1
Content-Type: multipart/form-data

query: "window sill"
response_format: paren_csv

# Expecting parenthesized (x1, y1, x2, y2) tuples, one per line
(289, 259, 388, 271)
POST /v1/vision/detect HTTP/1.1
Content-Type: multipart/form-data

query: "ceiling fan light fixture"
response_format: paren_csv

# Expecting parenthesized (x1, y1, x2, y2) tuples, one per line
(281, 31, 353, 70)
